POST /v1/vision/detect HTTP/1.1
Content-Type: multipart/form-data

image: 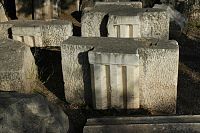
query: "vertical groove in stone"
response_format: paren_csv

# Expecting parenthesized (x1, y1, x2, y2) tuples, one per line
(106, 65, 111, 108)
(21, 36, 24, 43)
(126, 66, 140, 109)
(129, 25, 133, 38)
(122, 66, 127, 109)
(116, 25, 120, 38)
(90, 64, 96, 108)
(94, 64, 108, 109)
(110, 65, 123, 108)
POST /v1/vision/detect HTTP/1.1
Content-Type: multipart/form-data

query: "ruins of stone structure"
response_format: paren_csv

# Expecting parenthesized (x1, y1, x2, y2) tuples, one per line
(0, 20, 72, 47)
(61, 37, 179, 114)
(0, 1, 185, 132)
(84, 115, 200, 133)
(82, 3, 143, 37)
(82, 5, 170, 40)
(0, 38, 37, 93)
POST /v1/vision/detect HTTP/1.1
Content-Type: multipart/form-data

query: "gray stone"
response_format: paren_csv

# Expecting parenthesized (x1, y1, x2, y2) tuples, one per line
(82, 4, 142, 37)
(0, 92, 69, 133)
(94, 2, 142, 8)
(0, 23, 12, 38)
(61, 37, 179, 114)
(82, 7, 169, 40)
(0, 3, 8, 22)
(0, 38, 38, 93)
(108, 8, 170, 40)
(0, 2, 10, 38)
(0, 20, 72, 47)
(84, 115, 200, 133)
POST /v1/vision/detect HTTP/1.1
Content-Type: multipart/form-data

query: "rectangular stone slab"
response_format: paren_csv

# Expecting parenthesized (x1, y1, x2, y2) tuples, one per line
(0, 38, 38, 93)
(84, 115, 200, 133)
(0, 20, 72, 47)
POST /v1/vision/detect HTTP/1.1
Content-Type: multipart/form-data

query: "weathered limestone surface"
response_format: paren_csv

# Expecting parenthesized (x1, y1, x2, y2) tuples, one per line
(108, 8, 170, 40)
(0, 2, 10, 38)
(84, 115, 200, 133)
(138, 40, 179, 114)
(0, 92, 69, 133)
(0, 2, 8, 22)
(0, 38, 37, 93)
(61, 37, 96, 104)
(0, 20, 72, 47)
(61, 37, 179, 114)
(82, 5, 141, 37)
(0, 23, 12, 38)
(89, 44, 140, 109)
(82, 7, 169, 40)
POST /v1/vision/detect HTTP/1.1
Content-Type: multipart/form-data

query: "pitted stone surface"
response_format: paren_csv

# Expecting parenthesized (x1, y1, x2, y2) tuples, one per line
(82, 5, 141, 37)
(0, 20, 72, 47)
(0, 38, 37, 93)
(108, 8, 170, 40)
(61, 37, 179, 114)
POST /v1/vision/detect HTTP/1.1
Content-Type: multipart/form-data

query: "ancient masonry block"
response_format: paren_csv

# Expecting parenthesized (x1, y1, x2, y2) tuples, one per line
(0, 20, 72, 47)
(0, 38, 38, 93)
(61, 37, 179, 114)
(89, 49, 140, 109)
(81, 3, 142, 37)
(82, 7, 170, 40)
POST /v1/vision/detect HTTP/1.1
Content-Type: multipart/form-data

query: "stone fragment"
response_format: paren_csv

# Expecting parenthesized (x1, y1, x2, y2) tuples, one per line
(61, 37, 179, 114)
(0, 38, 37, 93)
(0, 20, 72, 47)
(0, 92, 69, 133)
(84, 115, 200, 133)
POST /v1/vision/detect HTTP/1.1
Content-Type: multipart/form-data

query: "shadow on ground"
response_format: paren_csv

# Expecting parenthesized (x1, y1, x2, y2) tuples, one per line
(170, 30, 200, 114)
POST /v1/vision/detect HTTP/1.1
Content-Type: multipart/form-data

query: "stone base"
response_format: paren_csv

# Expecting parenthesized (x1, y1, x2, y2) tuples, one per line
(84, 115, 200, 133)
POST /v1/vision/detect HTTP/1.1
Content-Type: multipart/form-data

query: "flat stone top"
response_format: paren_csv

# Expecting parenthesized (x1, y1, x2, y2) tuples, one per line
(0, 20, 71, 27)
(90, 5, 137, 13)
(95, 1, 142, 6)
(0, 38, 26, 71)
(86, 115, 200, 125)
(63, 37, 178, 54)
(109, 8, 166, 16)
